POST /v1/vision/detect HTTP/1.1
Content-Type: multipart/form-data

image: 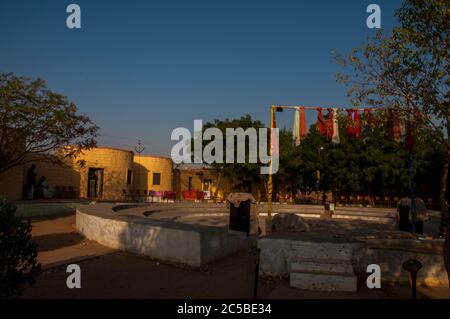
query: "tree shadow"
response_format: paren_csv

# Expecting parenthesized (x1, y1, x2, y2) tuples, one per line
(33, 232, 84, 252)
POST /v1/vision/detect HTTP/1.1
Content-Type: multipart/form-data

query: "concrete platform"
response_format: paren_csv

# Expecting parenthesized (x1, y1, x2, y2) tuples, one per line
(259, 232, 448, 288)
(76, 203, 247, 267)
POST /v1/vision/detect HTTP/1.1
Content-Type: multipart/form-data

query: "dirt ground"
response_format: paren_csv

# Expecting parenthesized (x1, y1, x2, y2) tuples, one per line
(21, 214, 446, 299)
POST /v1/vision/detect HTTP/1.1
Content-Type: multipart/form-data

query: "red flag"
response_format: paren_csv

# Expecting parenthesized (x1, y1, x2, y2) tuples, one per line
(326, 108, 334, 140)
(354, 109, 361, 138)
(299, 107, 307, 137)
(388, 108, 402, 142)
(346, 109, 354, 137)
(317, 108, 326, 135)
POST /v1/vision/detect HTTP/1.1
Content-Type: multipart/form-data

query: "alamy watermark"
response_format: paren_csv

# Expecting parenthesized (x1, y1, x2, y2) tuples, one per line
(66, 264, 81, 289)
(366, 4, 381, 29)
(170, 120, 279, 174)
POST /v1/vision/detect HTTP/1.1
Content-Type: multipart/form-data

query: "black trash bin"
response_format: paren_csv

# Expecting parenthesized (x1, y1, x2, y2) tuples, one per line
(229, 199, 251, 235)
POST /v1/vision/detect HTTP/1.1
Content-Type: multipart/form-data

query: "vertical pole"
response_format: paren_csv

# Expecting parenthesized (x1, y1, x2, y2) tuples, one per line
(134, 140, 145, 200)
(412, 271, 417, 299)
(268, 105, 274, 220)
(253, 248, 261, 299)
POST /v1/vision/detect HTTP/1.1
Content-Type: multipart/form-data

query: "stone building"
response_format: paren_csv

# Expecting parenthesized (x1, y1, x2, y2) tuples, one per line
(18, 147, 134, 201)
(75, 147, 135, 200)
(0, 127, 26, 201)
(132, 155, 173, 195)
(0, 165, 23, 201)
(173, 165, 230, 201)
(0, 146, 175, 201)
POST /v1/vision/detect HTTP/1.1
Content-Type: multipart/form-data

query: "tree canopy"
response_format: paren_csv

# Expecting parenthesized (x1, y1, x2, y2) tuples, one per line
(334, 0, 449, 283)
(199, 111, 444, 204)
(0, 73, 98, 175)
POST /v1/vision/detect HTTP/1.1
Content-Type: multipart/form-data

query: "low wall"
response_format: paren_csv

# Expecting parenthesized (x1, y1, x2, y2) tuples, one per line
(354, 239, 448, 287)
(258, 238, 361, 277)
(76, 207, 246, 267)
(119, 202, 396, 224)
(258, 237, 448, 288)
(15, 201, 91, 218)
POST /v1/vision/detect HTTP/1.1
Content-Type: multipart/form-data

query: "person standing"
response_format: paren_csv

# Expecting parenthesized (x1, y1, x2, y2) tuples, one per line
(414, 198, 430, 235)
(397, 197, 429, 234)
(38, 176, 53, 199)
(397, 197, 412, 232)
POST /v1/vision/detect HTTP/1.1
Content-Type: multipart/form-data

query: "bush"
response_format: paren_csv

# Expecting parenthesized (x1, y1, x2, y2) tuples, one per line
(0, 199, 40, 298)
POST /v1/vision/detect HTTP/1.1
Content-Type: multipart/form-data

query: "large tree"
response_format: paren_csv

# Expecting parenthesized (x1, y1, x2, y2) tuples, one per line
(278, 111, 442, 203)
(335, 0, 449, 287)
(199, 115, 266, 199)
(0, 73, 98, 175)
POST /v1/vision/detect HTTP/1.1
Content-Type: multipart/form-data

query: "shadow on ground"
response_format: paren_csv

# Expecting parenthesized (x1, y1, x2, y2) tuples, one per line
(34, 232, 85, 252)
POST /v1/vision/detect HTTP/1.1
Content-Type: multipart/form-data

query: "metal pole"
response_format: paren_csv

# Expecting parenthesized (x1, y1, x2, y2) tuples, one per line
(253, 248, 261, 299)
(402, 258, 422, 299)
(134, 140, 145, 200)
(267, 106, 274, 220)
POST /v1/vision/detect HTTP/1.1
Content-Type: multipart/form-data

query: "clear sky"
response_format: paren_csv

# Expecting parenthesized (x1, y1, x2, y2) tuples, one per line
(0, 0, 401, 156)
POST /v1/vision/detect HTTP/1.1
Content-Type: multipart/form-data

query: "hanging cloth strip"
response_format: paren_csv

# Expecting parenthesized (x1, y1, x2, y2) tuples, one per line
(388, 108, 402, 142)
(293, 107, 308, 146)
(354, 109, 361, 138)
(331, 108, 340, 144)
(299, 107, 307, 138)
(325, 108, 334, 140)
(346, 109, 355, 137)
(292, 108, 300, 146)
(317, 108, 326, 136)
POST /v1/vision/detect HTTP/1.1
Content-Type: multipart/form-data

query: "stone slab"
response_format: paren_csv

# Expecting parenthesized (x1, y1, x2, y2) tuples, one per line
(290, 241, 355, 262)
(290, 272, 357, 292)
(290, 259, 354, 275)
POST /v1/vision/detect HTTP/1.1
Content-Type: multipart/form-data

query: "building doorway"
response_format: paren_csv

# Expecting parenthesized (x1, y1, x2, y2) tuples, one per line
(203, 179, 212, 199)
(87, 168, 104, 199)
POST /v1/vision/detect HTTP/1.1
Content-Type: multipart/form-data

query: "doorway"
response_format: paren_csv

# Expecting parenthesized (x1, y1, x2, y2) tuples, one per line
(87, 168, 104, 199)
(203, 179, 212, 199)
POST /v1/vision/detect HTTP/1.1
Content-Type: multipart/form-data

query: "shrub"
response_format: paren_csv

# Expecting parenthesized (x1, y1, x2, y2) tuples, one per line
(0, 199, 40, 298)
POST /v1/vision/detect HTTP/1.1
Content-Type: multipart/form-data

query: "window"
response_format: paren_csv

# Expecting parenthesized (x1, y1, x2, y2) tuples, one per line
(126, 169, 132, 185)
(153, 172, 161, 186)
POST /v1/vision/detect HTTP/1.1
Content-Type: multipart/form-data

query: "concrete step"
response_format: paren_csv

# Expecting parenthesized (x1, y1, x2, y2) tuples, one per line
(290, 271, 357, 292)
(290, 258, 354, 275)
(290, 242, 355, 262)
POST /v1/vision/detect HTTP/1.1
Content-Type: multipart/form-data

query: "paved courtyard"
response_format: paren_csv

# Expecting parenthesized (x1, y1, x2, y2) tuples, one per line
(21, 213, 449, 299)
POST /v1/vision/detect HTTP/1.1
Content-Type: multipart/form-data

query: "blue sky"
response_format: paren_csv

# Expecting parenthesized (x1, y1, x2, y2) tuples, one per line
(0, 0, 401, 155)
